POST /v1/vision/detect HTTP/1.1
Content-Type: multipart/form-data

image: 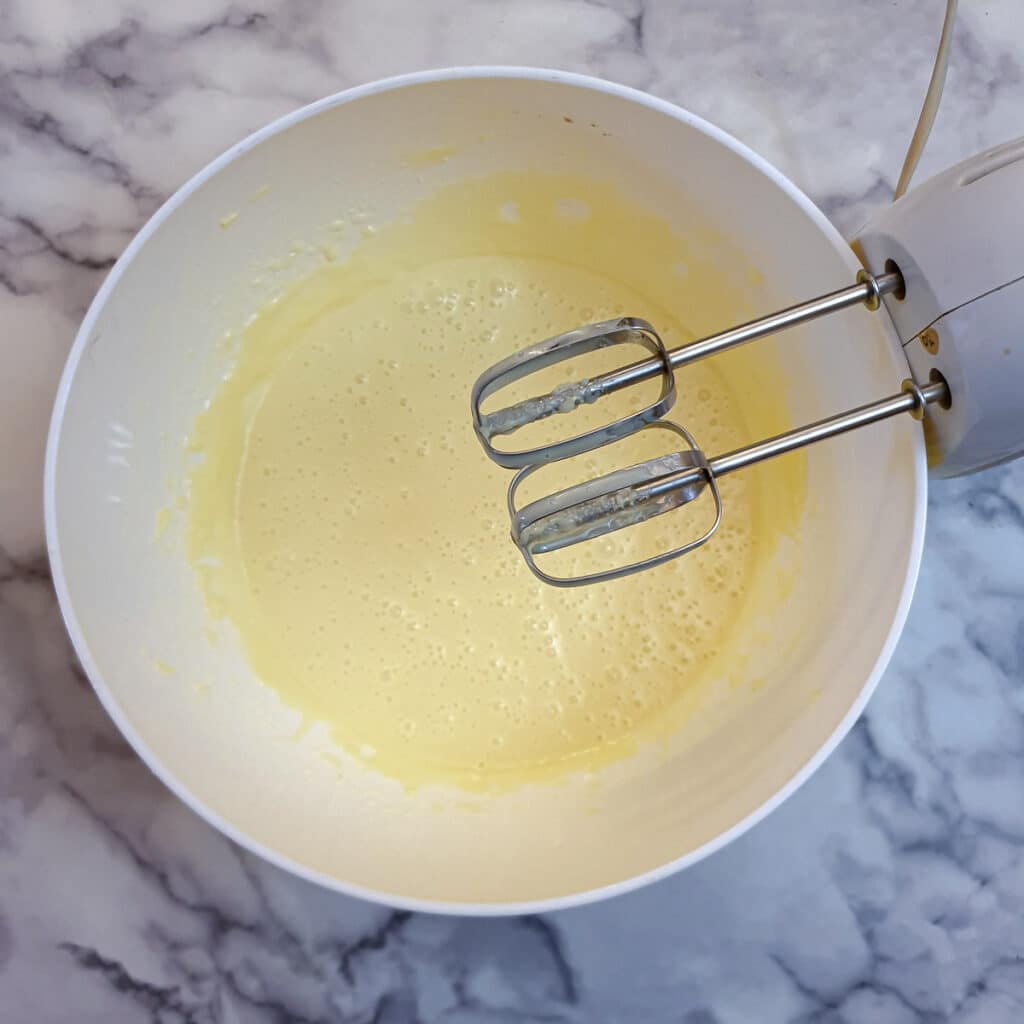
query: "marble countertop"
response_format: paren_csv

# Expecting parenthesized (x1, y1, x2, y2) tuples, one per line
(3, 0, 1024, 1020)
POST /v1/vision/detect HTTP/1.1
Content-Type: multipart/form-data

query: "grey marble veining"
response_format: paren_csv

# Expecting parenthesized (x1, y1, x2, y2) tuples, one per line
(2, 1, 1024, 1020)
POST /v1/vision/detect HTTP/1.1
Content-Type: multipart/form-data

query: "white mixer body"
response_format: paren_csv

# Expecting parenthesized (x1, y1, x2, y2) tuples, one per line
(857, 138, 1024, 477)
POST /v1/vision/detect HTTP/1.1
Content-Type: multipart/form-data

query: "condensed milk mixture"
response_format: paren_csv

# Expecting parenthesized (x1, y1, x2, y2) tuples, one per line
(185, 171, 805, 791)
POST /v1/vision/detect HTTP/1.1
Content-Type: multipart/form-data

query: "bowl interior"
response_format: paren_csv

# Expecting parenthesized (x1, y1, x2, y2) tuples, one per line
(47, 72, 923, 910)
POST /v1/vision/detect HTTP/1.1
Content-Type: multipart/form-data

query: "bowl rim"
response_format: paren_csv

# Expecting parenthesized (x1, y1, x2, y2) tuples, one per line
(44, 65, 927, 916)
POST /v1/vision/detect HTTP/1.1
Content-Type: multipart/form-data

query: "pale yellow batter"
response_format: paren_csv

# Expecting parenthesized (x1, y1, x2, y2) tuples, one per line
(186, 171, 804, 791)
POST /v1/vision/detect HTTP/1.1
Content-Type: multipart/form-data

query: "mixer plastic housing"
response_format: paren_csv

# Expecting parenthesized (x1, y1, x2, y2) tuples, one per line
(857, 137, 1024, 477)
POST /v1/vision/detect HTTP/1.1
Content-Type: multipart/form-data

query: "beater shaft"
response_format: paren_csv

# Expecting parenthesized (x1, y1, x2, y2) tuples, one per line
(624, 377, 947, 510)
(585, 271, 902, 401)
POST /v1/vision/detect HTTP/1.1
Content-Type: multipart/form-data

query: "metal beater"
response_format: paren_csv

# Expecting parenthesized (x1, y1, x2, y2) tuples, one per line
(471, 268, 950, 586)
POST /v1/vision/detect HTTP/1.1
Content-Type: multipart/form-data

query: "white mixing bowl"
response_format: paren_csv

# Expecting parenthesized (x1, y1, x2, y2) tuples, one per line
(45, 68, 925, 913)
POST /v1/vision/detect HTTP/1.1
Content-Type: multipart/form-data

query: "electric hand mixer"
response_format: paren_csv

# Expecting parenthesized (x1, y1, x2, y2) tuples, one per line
(471, 135, 1024, 586)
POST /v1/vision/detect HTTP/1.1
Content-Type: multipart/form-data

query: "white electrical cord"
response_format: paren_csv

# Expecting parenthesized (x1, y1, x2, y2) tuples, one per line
(893, 0, 959, 200)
